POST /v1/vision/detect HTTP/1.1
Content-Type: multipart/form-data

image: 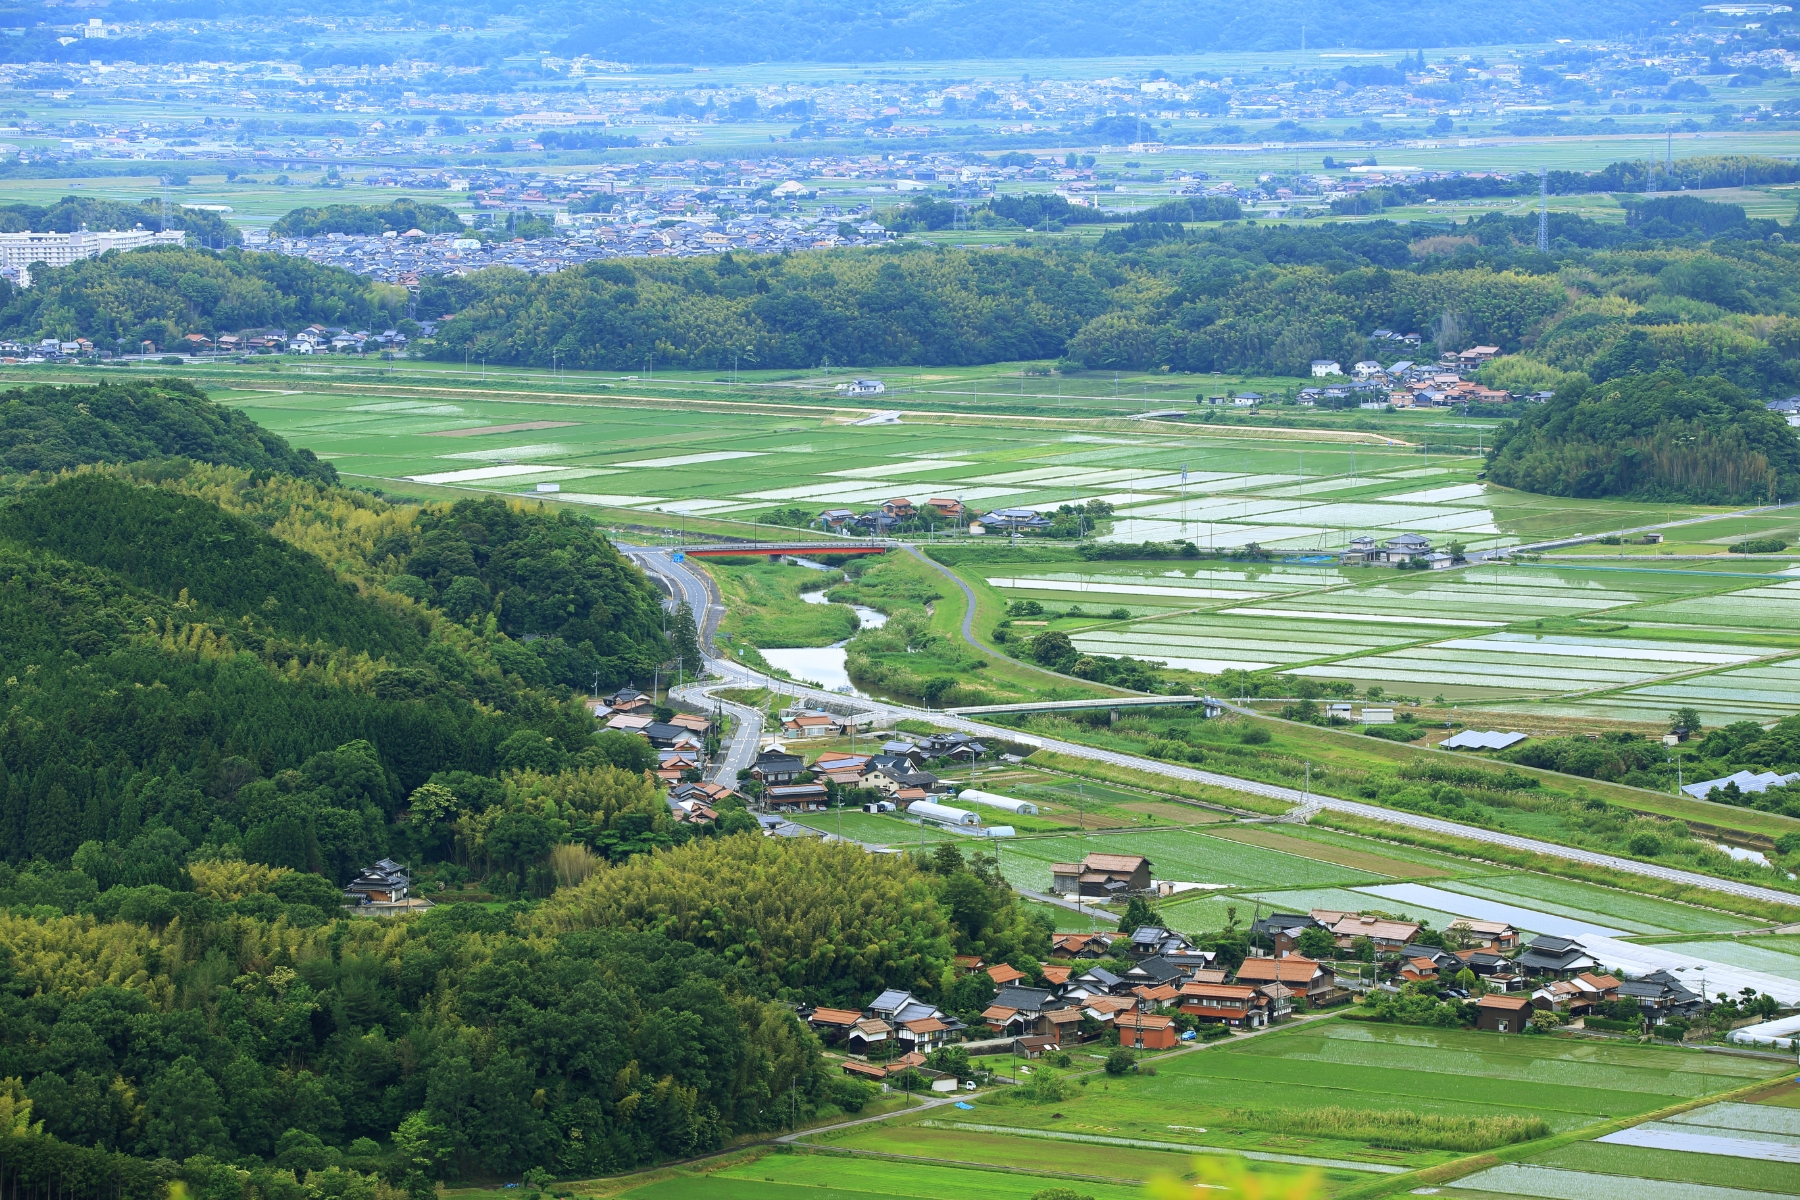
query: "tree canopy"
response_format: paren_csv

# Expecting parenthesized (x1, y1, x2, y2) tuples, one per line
(0, 380, 337, 481)
(1486, 370, 1800, 503)
(271, 201, 467, 239)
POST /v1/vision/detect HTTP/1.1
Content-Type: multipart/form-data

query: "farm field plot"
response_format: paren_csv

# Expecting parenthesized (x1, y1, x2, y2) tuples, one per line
(1288, 630, 1764, 694)
(1354, 881, 1635, 939)
(1528, 1141, 1800, 1195)
(984, 775, 1229, 827)
(1238, 886, 1471, 932)
(1067, 610, 1418, 674)
(1626, 579, 1800, 631)
(808, 1122, 1376, 1192)
(612, 1153, 1150, 1200)
(997, 829, 1387, 892)
(1437, 874, 1757, 935)
(1204, 823, 1455, 879)
(1456, 1097, 1800, 1200)
(1279, 824, 1495, 875)
(1647, 940, 1800, 982)
(1549, 653, 1800, 726)
(934, 1022, 1779, 1184)
(1152, 889, 1264, 933)
(791, 811, 958, 845)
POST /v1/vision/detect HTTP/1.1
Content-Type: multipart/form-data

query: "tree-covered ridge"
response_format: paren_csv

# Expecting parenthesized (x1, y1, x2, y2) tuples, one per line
(0, 380, 336, 482)
(0, 465, 680, 875)
(271, 201, 466, 239)
(0, 247, 405, 347)
(1486, 370, 1800, 503)
(417, 212, 1800, 387)
(0, 474, 424, 661)
(384, 495, 672, 692)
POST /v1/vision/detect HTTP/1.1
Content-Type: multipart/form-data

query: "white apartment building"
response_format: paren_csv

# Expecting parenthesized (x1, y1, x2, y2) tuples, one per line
(0, 227, 186, 286)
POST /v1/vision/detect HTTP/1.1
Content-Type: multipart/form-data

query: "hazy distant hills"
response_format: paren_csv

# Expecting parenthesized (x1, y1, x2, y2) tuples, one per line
(549, 0, 1695, 62)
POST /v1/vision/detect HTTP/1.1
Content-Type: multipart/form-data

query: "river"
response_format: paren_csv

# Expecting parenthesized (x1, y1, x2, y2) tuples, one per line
(756, 587, 887, 694)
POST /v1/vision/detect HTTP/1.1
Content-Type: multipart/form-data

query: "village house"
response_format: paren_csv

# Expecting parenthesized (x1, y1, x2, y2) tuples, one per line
(1051, 852, 1153, 898)
(780, 711, 842, 739)
(845, 1017, 894, 1056)
(763, 783, 829, 810)
(1475, 993, 1533, 1033)
(1178, 982, 1269, 1028)
(1399, 956, 1441, 984)
(1314, 911, 1422, 953)
(923, 497, 965, 523)
(1233, 956, 1334, 1003)
(1120, 954, 1194, 990)
(1516, 935, 1601, 978)
(1618, 969, 1704, 1021)
(342, 858, 410, 905)
(1116, 1012, 1180, 1050)
(1257, 982, 1295, 1021)
(1124, 926, 1195, 959)
(864, 758, 940, 796)
(1052, 932, 1119, 959)
(604, 712, 655, 734)
(812, 751, 873, 785)
(1448, 919, 1520, 950)
(804, 1007, 863, 1045)
(749, 748, 806, 784)
(1251, 912, 1320, 955)
(667, 712, 714, 737)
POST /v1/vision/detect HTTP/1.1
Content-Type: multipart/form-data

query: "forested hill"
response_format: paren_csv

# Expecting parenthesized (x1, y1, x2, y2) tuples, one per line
(0, 388, 1058, 1187)
(1486, 370, 1800, 504)
(0, 378, 337, 481)
(422, 207, 1800, 396)
(0, 473, 427, 660)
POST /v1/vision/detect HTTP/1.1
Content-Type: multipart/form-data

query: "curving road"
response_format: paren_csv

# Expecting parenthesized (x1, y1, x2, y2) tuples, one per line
(634, 544, 1800, 912)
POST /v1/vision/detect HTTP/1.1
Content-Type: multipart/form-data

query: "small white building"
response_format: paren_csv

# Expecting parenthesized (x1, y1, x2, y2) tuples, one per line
(1310, 360, 1343, 377)
(835, 378, 886, 396)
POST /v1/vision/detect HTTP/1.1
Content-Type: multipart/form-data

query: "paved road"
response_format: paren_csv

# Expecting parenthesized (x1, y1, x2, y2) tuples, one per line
(676, 685, 763, 785)
(645, 548, 1800, 910)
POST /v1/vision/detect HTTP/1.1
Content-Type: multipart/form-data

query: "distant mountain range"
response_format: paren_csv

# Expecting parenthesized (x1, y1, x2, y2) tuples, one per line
(547, 0, 1696, 61)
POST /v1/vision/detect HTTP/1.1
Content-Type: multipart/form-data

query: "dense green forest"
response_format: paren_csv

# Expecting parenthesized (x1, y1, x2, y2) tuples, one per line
(418, 202, 1800, 397)
(1486, 370, 1800, 502)
(0, 379, 336, 481)
(0, 247, 405, 347)
(271, 201, 467, 239)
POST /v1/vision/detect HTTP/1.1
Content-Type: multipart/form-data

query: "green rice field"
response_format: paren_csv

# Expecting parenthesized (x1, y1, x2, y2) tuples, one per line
(802, 1022, 1786, 1184)
(1449, 1090, 1800, 1200)
(995, 828, 1388, 892)
(1436, 874, 1758, 936)
(611, 1154, 1149, 1200)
